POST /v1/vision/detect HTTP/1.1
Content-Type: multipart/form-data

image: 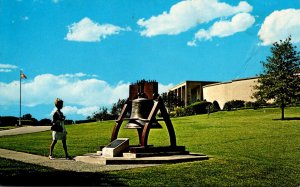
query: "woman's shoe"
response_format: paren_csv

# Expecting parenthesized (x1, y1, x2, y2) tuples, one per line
(49, 155, 55, 160)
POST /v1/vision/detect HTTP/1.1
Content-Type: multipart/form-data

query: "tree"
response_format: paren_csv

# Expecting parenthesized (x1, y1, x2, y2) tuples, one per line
(22, 113, 32, 120)
(161, 91, 184, 113)
(22, 113, 38, 125)
(253, 36, 300, 120)
(91, 107, 114, 121)
(111, 99, 127, 117)
(39, 118, 51, 125)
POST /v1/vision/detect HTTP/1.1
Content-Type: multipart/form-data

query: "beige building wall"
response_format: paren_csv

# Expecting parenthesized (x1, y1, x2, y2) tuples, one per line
(203, 77, 258, 109)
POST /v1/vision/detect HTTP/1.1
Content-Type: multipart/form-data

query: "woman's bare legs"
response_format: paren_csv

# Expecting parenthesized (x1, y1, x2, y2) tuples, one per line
(62, 139, 70, 159)
(49, 140, 57, 159)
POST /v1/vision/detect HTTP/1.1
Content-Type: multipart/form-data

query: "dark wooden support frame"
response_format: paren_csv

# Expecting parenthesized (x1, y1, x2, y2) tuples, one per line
(111, 97, 176, 147)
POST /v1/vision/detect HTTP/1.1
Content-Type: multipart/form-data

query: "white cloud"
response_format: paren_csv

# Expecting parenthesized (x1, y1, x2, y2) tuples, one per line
(65, 17, 131, 42)
(0, 63, 18, 73)
(158, 83, 174, 94)
(258, 9, 300, 46)
(0, 73, 129, 107)
(62, 106, 99, 117)
(188, 13, 255, 46)
(187, 40, 197, 47)
(0, 73, 173, 118)
(0, 64, 18, 69)
(137, 0, 252, 37)
(0, 69, 12, 72)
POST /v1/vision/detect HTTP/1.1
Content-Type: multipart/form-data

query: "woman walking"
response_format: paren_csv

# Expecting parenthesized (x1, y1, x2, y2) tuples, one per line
(49, 98, 71, 160)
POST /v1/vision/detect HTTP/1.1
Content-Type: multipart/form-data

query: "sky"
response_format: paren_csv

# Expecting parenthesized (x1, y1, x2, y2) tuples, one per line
(1, 0, 300, 120)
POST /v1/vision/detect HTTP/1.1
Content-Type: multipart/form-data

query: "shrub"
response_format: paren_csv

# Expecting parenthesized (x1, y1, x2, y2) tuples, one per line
(245, 101, 254, 108)
(223, 100, 245, 110)
(38, 118, 52, 126)
(185, 101, 212, 115)
(253, 102, 261, 110)
(174, 107, 186, 117)
(65, 120, 75, 125)
(212, 101, 221, 112)
(0, 116, 18, 126)
(172, 101, 213, 117)
(20, 119, 38, 126)
(184, 105, 195, 116)
(169, 111, 176, 118)
(231, 100, 245, 108)
(223, 102, 232, 111)
(245, 101, 261, 109)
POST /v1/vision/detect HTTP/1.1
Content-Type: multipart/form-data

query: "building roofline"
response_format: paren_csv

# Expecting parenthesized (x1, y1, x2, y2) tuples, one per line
(203, 76, 259, 88)
(169, 80, 220, 91)
(169, 76, 259, 90)
(232, 76, 259, 82)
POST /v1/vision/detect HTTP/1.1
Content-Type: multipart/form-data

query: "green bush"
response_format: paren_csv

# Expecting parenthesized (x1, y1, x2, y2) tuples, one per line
(169, 111, 176, 118)
(212, 100, 221, 111)
(245, 101, 254, 108)
(184, 105, 195, 116)
(174, 107, 186, 117)
(173, 101, 212, 117)
(223, 102, 232, 111)
(245, 101, 261, 109)
(0, 116, 18, 126)
(186, 101, 212, 115)
(223, 100, 245, 110)
(231, 100, 245, 108)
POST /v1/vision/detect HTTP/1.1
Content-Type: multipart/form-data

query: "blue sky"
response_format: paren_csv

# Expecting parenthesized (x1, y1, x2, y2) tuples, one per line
(1, 0, 300, 120)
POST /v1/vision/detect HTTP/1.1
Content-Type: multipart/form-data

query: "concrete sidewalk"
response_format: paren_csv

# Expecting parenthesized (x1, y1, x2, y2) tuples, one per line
(0, 126, 51, 136)
(0, 148, 156, 172)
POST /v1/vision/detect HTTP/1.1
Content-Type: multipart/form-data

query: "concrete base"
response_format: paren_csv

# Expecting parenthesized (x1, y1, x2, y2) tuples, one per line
(75, 146, 208, 165)
(102, 138, 129, 158)
(74, 153, 208, 165)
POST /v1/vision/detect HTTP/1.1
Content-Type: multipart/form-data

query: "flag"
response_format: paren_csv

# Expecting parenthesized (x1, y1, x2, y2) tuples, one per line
(20, 71, 27, 79)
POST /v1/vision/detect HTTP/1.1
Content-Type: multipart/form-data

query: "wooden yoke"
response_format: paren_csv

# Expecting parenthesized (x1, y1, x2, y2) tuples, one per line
(111, 100, 131, 142)
(111, 96, 177, 148)
(140, 97, 176, 147)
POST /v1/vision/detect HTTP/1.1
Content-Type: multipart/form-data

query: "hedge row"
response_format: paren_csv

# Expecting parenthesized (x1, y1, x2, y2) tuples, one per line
(222, 100, 273, 111)
(168, 99, 277, 117)
(170, 101, 216, 117)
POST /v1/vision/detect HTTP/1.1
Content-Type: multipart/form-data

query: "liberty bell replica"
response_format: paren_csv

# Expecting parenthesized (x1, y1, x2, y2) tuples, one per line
(111, 80, 177, 147)
(125, 81, 162, 129)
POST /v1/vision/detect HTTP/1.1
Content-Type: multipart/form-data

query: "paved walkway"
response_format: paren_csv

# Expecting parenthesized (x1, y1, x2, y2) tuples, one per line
(0, 126, 156, 172)
(0, 125, 50, 136)
(0, 148, 155, 172)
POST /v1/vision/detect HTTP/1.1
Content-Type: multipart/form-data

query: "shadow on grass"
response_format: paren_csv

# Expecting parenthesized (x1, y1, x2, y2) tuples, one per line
(0, 158, 126, 186)
(273, 117, 300, 121)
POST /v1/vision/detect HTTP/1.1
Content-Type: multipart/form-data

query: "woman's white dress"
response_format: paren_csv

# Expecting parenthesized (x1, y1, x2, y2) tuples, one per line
(52, 120, 67, 140)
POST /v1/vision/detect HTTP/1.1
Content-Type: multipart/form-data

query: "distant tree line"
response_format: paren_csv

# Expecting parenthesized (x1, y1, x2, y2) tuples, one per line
(0, 114, 52, 127)
(0, 99, 128, 126)
(0, 113, 75, 127)
(87, 99, 127, 121)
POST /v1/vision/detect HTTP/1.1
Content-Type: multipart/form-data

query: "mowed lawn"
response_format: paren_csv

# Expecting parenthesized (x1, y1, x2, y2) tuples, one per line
(0, 107, 300, 186)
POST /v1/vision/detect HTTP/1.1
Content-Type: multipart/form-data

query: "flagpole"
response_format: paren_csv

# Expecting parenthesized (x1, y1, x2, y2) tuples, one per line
(19, 70, 22, 126)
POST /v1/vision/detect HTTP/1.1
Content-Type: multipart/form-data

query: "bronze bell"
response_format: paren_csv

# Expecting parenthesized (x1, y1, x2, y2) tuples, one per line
(125, 97, 162, 129)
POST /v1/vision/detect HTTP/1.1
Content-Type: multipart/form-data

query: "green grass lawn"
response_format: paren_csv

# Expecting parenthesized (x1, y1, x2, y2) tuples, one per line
(1, 107, 300, 186)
